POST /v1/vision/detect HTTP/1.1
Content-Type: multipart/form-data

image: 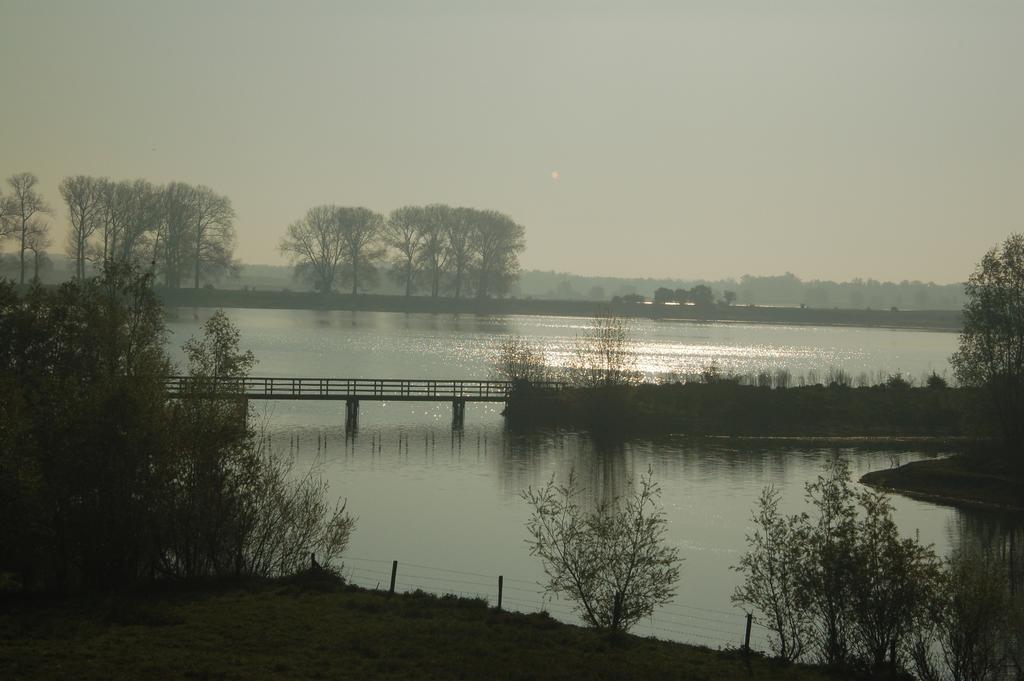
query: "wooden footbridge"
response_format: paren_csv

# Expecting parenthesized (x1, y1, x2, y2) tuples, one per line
(165, 376, 565, 429)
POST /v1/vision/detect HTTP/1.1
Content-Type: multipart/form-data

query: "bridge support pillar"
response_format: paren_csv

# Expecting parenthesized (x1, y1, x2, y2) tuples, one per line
(345, 398, 359, 432)
(452, 399, 466, 430)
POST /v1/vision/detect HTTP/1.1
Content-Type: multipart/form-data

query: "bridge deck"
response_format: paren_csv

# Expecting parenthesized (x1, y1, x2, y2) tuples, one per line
(165, 377, 564, 402)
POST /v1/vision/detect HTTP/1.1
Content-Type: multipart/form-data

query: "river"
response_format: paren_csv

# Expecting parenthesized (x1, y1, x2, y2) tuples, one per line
(165, 307, 1020, 650)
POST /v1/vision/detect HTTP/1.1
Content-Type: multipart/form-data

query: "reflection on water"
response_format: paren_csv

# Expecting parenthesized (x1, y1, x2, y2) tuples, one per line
(277, 419, 1023, 648)
(948, 512, 1024, 596)
(164, 308, 1015, 646)
(165, 308, 958, 384)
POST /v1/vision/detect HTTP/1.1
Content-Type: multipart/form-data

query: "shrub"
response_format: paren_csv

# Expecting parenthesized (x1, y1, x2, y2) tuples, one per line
(159, 311, 355, 579)
(734, 457, 944, 672)
(731, 486, 812, 662)
(911, 547, 1014, 681)
(0, 268, 354, 591)
(567, 313, 641, 388)
(522, 467, 681, 633)
(490, 335, 550, 385)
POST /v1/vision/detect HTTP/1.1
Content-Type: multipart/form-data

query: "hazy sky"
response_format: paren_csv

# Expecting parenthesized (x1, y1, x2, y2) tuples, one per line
(1, 1, 1021, 283)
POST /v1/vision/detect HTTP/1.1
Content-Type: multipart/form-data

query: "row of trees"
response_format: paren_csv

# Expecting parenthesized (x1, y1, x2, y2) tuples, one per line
(0, 266, 352, 590)
(651, 285, 736, 307)
(280, 204, 526, 298)
(733, 457, 1022, 677)
(0, 171, 238, 289)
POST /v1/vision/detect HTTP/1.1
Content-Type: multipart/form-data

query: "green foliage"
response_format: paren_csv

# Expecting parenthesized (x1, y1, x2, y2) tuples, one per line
(522, 468, 681, 633)
(733, 457, 944, 673)
(0, 264, 171, 589)
(731, 486, 812, 663)
(0, 266, 353, 591)
(911, 547, 1017, 681)
(182, 309, 255, 380)
(885, 371, 913, 389)
(952, 234, 1024, 446)
(160, 311, 354, 580)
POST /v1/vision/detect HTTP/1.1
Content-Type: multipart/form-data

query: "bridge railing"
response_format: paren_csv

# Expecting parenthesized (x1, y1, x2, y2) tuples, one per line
(165, 376, 566, 400)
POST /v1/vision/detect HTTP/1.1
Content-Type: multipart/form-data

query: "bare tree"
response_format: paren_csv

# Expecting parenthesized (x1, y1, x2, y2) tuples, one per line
(446, 207, 474, 299)
(95, 178, 146, 265)
(95, 178, 121, 264)
(569, 313, 641, 388)
(336, 206, 384, 295)
(0, 187, 17, 244)
(24, 218, 52, 282)
(190, 186, 237, 288)
(280, 205, 345, 293)
(385, 206, 425, 296)
(115, 179, 162, 265)
(59, 175, 102, 280)
(471, 209, 525, 298)
(7, 172, 51, 284)
(490, 336, 550, 385)
(418, 204, 451, 297)
(155, 182, 198, 288)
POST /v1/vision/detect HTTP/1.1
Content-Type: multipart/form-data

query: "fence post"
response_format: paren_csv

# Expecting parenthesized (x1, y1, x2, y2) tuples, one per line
(743, 613, 753, 653)
(497, 575, 503, 610)
(389, 560, 398, 595)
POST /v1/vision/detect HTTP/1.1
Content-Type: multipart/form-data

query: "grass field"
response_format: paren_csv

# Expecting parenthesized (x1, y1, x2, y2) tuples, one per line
(0, 575, 844, 681)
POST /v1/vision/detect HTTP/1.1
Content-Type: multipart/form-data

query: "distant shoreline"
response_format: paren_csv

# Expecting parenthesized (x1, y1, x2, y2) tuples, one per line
(156, 287, 963, 332)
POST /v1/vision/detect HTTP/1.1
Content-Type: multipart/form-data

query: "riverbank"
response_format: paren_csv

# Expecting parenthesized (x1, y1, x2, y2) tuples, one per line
(506, 383, 992, 440)
(861, 453, 1024, 511)
(154, 287, 962, 332)
(0, 575, 834, 681)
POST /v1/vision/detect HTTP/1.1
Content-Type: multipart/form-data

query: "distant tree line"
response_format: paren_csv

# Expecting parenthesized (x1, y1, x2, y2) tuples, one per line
(280, 204, 525, 298)
(650, 285, 733, 308)
(0, 171, 238, 289)
(522, 270, 967, 311)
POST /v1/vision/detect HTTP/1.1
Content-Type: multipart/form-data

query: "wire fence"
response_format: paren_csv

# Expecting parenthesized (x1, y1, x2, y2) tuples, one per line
(339, 555, 772, 651)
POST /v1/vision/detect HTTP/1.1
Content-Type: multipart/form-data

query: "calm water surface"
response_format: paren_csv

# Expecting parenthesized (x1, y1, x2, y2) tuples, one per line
(165, 308, 1019, 649)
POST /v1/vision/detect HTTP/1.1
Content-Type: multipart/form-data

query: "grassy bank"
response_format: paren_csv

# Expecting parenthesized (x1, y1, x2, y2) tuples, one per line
(507, 383, 992, 441)
(154, 287, 962, 332)
(0, 576, 838, 681)
(861, 453, 1024, 511)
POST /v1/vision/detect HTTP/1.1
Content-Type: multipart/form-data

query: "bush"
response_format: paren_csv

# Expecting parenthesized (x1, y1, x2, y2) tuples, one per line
(522, 467, 681, 633)
(0, 268, 354, 591)
(885, 371, 913, 389)
(567, 313, 641, 388)
(490, 335, 550, 385)
(911, 547, 1016, 681)
(731, 486, 812, 662)
(733, 457, 944, 672)
(160, 310, 355, 580)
